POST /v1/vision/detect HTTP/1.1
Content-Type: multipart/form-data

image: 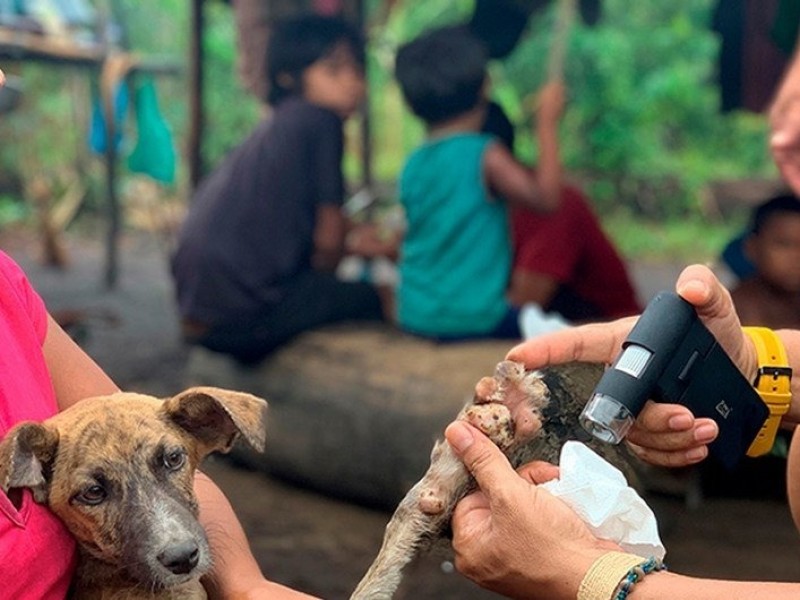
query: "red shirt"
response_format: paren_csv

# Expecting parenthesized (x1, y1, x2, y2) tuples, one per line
(0, 250, 76, 599)
(511, 185, 641, 320)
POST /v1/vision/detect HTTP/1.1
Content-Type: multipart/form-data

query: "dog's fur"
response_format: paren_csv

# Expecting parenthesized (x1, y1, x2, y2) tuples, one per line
(0, 386, 268, 600)
(351, 361, 636, 599)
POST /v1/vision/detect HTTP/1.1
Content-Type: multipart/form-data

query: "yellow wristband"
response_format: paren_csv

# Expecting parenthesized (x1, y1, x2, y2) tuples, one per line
(743, 327, 792, 457)
(578, 552, 644, 600)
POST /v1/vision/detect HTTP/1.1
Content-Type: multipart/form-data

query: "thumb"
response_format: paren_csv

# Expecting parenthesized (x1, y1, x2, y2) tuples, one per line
(445, 421, 521, 497)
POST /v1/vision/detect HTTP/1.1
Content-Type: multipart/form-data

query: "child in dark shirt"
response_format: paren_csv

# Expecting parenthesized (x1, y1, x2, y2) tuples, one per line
(171, 15, 384, 364)
(730, 193, 800, 329)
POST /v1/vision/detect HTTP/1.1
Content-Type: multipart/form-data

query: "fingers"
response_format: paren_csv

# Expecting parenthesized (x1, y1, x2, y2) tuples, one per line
(517, 460, 560, 484)
(445, 421, 520, 500)
(675, 264, 755, 380)
(625, 402, 718, 467)
(506, 317, 636, 370)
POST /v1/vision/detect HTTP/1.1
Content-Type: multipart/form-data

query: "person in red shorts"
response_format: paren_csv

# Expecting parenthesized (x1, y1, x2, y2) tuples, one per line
(482, 100, 641, 324)
(509, 184, 642, 321)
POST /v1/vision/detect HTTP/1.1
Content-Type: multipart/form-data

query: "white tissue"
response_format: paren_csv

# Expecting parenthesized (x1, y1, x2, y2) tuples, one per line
(540, 441, 666, 561)
(518, 303, 570, 338)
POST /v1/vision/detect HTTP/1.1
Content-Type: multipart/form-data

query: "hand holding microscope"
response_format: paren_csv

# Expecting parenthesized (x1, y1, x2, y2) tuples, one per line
(580, 291, 792, 470)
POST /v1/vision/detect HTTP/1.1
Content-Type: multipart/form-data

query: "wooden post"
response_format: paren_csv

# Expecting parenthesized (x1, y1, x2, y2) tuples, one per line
(102, 85, 119, 289)
(188, 0, 205, 193)
(357, 0, 372, 189)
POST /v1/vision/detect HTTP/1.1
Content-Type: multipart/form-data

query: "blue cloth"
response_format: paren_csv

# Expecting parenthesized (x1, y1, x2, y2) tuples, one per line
(88, 79, 128, 154)
(398, 132, 512, 336)
(721, 231, 756, 279)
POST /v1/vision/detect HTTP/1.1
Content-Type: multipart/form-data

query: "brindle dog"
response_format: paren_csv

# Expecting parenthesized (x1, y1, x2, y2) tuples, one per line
(0, 386, 268, 600)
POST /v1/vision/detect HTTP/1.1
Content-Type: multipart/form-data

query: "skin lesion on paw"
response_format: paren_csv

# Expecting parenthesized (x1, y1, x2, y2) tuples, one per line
(418, 486, 446, 515)
(473, 376, 501, 404)
(463, 404, 514, 448)
(467, 362, 549, 447)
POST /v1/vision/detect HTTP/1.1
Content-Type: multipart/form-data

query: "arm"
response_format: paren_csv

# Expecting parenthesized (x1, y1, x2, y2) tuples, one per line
(506, 264, 758, 467)
(195, 472, 318, 599)
(43, 314, 120, 411)
(43, 315, 316, 599)
(533, 80, 565, 213)
(311, 204, 347, 271)
(483, 81, 564, 213)
(345, 222, 401, 261)
(507, 269, 560, 308)
(770, 45, 800, 195)
(445, 419, 800, 600)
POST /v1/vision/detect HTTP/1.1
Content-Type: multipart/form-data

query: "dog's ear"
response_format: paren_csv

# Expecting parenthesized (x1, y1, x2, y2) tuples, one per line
(0, 422, 59, 503)
(162, 387, 268, 456)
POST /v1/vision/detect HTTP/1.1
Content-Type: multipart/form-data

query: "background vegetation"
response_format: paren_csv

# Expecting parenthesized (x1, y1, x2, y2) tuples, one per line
(0, 0, 784, 261)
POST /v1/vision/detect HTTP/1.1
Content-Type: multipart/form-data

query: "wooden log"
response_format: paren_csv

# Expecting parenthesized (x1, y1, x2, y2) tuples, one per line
(185, 323, 516, 508)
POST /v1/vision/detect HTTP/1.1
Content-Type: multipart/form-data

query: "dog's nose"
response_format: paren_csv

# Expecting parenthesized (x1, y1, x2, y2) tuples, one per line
(158, 541, 200, 575)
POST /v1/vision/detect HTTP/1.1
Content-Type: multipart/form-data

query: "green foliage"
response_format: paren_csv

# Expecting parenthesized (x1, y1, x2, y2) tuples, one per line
(200, 2, 262, 166)
(0, 0, 783, 257)
(602, 208, 747, 262)
(366, 0, 778, 219)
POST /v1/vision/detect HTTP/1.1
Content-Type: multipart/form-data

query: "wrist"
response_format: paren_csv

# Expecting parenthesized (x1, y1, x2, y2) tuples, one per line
(743, 327, 793, 457)
(577, 552, 666, 600)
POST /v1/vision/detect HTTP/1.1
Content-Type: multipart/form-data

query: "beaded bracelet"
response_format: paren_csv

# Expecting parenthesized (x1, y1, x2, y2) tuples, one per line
(613, 556, 666, 600)
(578, 552, 666, 600)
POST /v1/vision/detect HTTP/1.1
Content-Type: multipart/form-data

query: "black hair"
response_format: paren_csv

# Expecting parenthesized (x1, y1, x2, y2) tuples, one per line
(394, 25, 488, 125)
(751, 193, 800, 234)
(481, 100, 516, 152)
(266, 14, 365, 106)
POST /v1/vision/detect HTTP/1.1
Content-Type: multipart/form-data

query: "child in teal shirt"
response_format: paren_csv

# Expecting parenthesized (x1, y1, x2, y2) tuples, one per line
(394, 26, 564, 339)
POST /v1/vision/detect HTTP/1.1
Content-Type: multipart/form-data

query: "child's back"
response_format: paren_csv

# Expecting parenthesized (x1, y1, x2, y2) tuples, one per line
(399, 133, 512, 336)
(394, 26, 564, 339)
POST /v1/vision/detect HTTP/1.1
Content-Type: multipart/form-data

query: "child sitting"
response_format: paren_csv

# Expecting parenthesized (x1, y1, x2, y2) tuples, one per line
(171, 14, 385, 364)
(482, 101, 641, 322)
(730, 193, 800, 329)
(393, 26, 564, 340)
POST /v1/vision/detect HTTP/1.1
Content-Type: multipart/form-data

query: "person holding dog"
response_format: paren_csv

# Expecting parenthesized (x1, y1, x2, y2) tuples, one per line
(171, 14, 386, 365)
(443, 263, 800, 599)
(0, 62, 308, 600)
(0, 246, 313, 598)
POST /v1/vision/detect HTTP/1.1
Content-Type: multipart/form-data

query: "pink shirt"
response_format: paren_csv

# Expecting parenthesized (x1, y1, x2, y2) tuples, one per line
(0, 250, 76, 599)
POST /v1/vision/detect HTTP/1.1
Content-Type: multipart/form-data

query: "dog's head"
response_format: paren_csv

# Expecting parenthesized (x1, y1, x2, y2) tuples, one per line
(0, 386, 267, 590)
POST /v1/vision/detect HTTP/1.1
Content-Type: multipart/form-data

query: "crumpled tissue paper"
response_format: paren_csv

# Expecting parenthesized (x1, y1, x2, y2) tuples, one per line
(540, 441, 666, 561)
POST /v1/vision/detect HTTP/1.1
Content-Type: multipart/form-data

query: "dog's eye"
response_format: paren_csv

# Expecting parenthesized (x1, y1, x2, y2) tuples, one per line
(77, 484, 107, 506)
(163, 449, 186, 471)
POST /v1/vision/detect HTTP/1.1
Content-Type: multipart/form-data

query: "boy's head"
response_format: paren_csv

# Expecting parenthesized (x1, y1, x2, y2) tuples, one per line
(267, 14, 365, 116)
(746, 193, 800, 292)
(395, 26, 488, 126)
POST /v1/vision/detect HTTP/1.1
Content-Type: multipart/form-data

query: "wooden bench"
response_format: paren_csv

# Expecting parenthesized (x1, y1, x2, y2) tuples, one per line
(185, 323, 514, 508)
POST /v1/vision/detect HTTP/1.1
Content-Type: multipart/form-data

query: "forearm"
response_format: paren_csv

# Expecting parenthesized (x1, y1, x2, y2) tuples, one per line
(771, 45, 800, 115)
(534, 119, 562, 211)
(630, 571, 800, 600)
(194, 471, 317, 599)
(774, 329, 800, 425)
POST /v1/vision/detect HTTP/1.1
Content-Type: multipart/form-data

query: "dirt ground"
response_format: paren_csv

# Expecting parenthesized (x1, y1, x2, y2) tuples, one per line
(3, 228, 800, 599)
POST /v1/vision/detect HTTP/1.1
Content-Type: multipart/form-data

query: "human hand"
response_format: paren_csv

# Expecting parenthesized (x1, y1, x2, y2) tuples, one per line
(534, 80, 566, 125)
(507, 264, 757, 467)
(445, 421, 616, 600)
(345, 222, 399, 259)
(210, 578, 319, 600)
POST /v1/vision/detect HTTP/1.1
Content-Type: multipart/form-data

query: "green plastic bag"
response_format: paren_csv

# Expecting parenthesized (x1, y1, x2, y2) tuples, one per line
(127, 77, 176, 185)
